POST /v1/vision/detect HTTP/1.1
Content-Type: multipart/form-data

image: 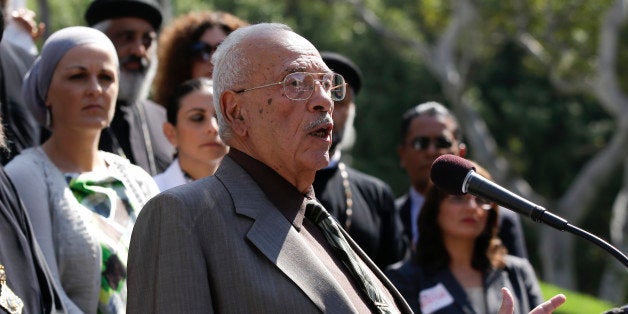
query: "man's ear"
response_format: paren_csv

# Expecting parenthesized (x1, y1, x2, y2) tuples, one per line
(221, 90, 247, 136)
(163, 122, 178, 147)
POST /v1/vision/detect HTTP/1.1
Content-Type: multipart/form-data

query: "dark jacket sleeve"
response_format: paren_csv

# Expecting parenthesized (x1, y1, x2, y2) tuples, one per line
(504, 255, 543, 312)
(498, 207, 528, 258)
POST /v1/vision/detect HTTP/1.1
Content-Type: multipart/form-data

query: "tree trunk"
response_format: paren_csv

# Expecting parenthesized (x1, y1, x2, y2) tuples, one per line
(36, 0, 49, 38)
(597, 157, 628, 303)
(516, 0, 628, 296)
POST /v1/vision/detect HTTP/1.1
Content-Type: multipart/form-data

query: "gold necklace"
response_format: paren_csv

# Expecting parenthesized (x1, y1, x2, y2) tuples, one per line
(0, 265, 24, 314)
(338, 162, 353, 230)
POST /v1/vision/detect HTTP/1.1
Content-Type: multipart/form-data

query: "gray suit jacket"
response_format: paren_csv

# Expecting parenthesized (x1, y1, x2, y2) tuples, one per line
(127, 156, 412, 313)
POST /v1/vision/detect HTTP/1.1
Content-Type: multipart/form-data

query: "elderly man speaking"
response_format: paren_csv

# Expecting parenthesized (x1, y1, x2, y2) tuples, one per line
(126, 23, 411, 313)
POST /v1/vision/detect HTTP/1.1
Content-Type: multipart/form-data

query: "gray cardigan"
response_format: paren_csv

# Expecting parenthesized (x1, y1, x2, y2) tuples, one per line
(6, 147, 159, 313)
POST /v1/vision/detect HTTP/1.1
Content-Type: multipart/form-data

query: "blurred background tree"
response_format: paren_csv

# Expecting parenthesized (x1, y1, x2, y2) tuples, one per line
(27, 0, 627, 305)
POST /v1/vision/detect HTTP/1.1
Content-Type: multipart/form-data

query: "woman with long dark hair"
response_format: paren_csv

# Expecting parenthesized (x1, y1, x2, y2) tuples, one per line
(386, 162, 544, 314)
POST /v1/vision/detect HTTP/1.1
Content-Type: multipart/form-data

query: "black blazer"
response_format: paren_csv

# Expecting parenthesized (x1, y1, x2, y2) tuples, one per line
(385, 255, 543, 314)
(314, 164, 408, 268)
(99, 99, 174, 175)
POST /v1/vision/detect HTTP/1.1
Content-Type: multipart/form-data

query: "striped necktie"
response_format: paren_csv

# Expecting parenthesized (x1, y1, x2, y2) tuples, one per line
(305, 199, 397, 314)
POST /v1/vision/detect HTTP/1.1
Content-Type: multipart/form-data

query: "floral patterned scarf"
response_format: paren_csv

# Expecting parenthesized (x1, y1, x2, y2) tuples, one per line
(66, 170, 140, 314)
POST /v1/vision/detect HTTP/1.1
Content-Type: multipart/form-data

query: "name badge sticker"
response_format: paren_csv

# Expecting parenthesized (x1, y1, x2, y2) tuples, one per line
(419, 283, 454, 314)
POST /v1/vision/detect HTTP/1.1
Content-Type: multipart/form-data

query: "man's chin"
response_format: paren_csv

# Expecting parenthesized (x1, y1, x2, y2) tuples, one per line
(118, 71, 149, 103)
(329, 133, 342, 153)
(121, 67, 145, 75)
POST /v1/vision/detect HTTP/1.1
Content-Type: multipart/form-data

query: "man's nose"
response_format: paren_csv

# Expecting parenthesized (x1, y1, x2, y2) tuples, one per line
(307, 83, 333, 113)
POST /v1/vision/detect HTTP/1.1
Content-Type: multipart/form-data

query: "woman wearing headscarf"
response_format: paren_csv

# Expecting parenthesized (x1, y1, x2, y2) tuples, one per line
(6, 26, 159, 314)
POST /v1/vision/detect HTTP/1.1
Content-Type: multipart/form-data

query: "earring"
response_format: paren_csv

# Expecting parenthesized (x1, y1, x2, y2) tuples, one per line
(45, 107, 52, 128)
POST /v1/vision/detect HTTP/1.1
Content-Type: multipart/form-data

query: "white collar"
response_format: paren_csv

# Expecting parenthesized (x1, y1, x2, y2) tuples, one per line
(323, 150, 342, 170)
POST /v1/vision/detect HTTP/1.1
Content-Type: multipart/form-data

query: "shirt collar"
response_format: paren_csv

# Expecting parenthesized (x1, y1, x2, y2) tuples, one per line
(228, 148, 312, 230)
(322, 150, 341, 170)
(409, 186, 423, 202)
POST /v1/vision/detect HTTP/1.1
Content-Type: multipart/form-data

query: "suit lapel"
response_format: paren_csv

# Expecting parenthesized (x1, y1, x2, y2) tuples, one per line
(398, 195, 412, 240)
(485, 267, 508, 313)
(248, 212, 356, 313)
(215, 157, 356, 313)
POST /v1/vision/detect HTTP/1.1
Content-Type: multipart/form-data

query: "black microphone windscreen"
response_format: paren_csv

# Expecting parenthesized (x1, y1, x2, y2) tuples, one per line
(430, 154, 476, 195)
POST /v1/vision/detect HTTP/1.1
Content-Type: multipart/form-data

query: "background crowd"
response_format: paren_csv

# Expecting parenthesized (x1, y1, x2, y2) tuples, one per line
(0, 0, 624, 313)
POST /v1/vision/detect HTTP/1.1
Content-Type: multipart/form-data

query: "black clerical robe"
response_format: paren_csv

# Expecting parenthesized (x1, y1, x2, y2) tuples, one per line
(99, 99, 174, 175)
(314, 163, 408, 268)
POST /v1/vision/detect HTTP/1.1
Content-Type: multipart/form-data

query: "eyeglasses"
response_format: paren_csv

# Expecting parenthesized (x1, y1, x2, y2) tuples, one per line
(409, 136, 453, 150)
(235, 72, 346, 101)
(446, 195, 493, 210)
(190, 42, 220, 62)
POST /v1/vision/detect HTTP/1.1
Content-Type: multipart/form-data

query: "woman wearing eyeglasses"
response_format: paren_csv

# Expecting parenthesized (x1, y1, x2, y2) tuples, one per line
(386, 162, 544, 314)
(152, 10, 248, 106)
(153, 78, 228, 191)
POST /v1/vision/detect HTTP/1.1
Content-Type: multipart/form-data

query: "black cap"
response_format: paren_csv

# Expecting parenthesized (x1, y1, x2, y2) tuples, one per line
(85, 0, 163, 30)
(321, 51, 363, 96)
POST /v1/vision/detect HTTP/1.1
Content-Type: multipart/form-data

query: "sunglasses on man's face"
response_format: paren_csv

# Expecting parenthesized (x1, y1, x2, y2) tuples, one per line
(409, 136, 454, 151)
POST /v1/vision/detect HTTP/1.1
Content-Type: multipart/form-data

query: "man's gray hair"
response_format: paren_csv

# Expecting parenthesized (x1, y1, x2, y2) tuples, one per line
(211, 23, 293, 143)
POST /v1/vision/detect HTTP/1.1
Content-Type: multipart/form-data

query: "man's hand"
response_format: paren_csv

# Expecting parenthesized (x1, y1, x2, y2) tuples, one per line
(499, 287, 566, 314)
(11, 8, 45, 40)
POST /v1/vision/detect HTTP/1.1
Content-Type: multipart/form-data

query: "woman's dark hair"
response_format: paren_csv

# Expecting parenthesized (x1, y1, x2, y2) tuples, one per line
(415, 162, 503, 274)
(166, 78, 213, 125)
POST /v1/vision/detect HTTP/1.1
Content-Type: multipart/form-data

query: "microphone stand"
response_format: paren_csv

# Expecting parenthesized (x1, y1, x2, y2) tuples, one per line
(468, 174, 628, 267)
(561, 220, 627, 268)
(518, 203, 627, 267)
(492, 198, 627, 267)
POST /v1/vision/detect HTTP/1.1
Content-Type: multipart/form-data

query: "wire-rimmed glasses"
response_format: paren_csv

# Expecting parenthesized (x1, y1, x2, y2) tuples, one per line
(446, 194, 494, 211)
(235, 72, 346, 101)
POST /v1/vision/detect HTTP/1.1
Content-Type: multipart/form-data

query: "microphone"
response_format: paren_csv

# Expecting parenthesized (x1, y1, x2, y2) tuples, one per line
(430, 154, 628, 267)
(430, 154, 568, 230)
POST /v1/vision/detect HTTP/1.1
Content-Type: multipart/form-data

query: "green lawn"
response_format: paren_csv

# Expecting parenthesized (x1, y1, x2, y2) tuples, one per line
(540, 282, 621, 314)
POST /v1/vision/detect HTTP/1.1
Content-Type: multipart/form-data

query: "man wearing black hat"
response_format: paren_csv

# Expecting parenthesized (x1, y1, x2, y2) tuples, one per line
(85, 0, 174, 175)
(313, 52, 408, 269)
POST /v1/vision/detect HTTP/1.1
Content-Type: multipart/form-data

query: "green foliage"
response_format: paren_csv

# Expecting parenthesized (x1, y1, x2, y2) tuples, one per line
(540, 282, 618, 314)
(27, 0, 91, 32)
(475, 41, 613, 199)
(523, 1, 614, 78)
(616, 23, 628, 92)
(172, 0, 215, 14)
